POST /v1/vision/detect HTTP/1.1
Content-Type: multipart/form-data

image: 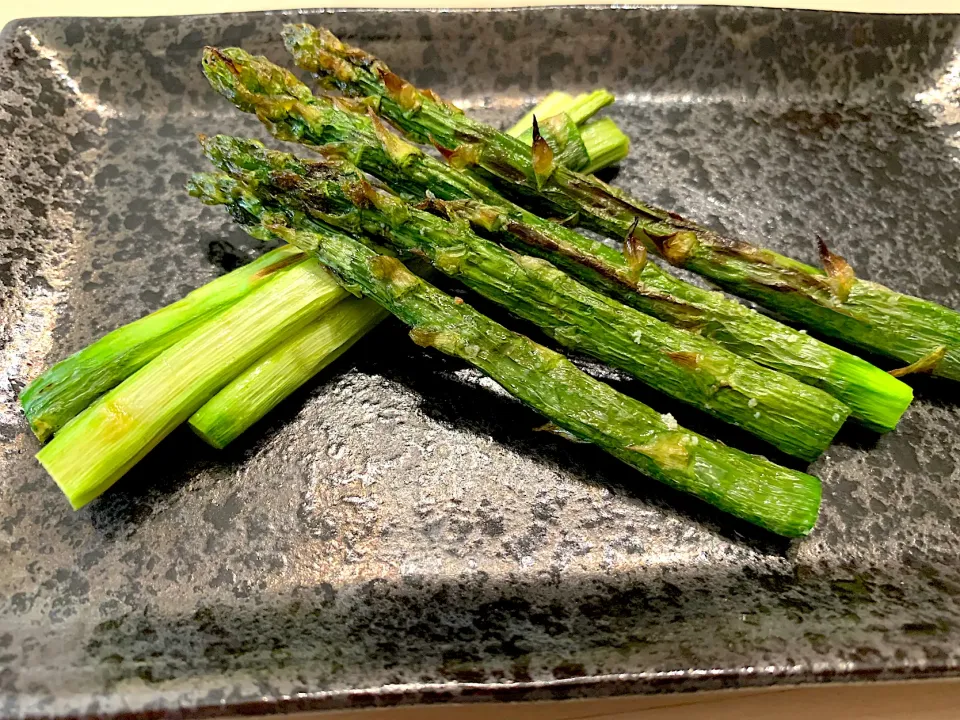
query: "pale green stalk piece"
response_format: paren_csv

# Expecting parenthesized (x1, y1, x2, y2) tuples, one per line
(565, 90, 618, 126)
(512, 89, 615, 144)
(506, 91, 573, 136)
(190, 297, 387, 448)
(36, 259, 347, 509)
(507, 89, 626, 172)
(19, 245, 304, 442)
(579, 118, 631, 173)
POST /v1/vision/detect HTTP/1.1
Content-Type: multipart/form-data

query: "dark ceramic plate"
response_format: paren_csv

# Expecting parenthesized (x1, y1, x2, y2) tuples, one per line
(2, 6, 960, 718)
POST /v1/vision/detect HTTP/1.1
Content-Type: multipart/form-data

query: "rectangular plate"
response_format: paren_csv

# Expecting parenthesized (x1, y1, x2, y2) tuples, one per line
(2, 6, 960, 718)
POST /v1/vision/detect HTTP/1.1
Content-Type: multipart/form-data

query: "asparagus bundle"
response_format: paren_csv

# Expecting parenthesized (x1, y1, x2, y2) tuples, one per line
(201, 134, 848, 461)
(285, 23, 960, 383)
(20, 82, 618, 461)
(201, 45, 912, 432)
(19, 245, 305, 441)
(189, 170, 823, 537)
(16, 32, 826, 537)
(37, 258, 347, 509)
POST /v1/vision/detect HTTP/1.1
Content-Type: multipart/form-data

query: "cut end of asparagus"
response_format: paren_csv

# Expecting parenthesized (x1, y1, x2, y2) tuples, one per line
(37, 443, 109, 511)
(187, 419, 229, 451)
(772, 471, 822, 538)
(564, 89, 616, 127)
(27, 418, 54, 445)
(832, 353, 914, 432)
(188, 297, 387, 448)
(35, 390, 168, 511)
(579, 118, 630, 174)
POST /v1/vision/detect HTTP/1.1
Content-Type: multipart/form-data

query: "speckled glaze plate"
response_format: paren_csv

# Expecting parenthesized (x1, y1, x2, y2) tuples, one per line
(2, 6, 960, 719)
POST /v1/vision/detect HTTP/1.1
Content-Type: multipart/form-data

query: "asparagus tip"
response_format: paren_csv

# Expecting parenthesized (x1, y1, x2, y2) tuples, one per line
(530, 116, 556, 189)
(622, 217, 648, 277)
(889, 346, 947, 378)
(816, 235, 855, 303)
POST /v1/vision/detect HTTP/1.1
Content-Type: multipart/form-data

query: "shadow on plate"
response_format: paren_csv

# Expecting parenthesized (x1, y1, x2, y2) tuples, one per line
(87, 313, 796, 556)
(80, 541, 960, 710)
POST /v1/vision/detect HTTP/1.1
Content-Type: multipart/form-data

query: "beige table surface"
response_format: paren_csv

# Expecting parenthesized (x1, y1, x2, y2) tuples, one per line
(3, 0, 960, 35)
(5, 0, 960, 717)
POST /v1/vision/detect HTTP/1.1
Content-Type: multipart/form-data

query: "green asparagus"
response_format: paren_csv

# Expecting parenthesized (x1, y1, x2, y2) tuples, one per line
(19, 244, 305, 442)
(36, 257, 347, 509)
(189, 170, 823, 537)
(202, 134, 849, 460)
(27, 79, 617, 454)
(189, 296, 387, 448)
(508, 90, 616, 141)
(286, 23, 960, 383)
(578, 117, 631, 174)
(200, 45, 911, 432)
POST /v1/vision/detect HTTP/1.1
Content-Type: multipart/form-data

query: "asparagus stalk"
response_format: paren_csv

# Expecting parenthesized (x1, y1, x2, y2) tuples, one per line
(507, 89, 629, 172)
(200, 46, 911, 432)
(36, 258, 347, 509)
(529, 111, 628, 173)
(28, 81, 617, 451)
(189, 170, 823, 537)
(286, 24, 960, 383)
(546, 91, 615, 130)
(189, 297, 387, 448)
(579, 118, 630, 174)
(514, 91, 615, 140)
(19, 245, 305, 442)
(202, 134, 849, 461)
